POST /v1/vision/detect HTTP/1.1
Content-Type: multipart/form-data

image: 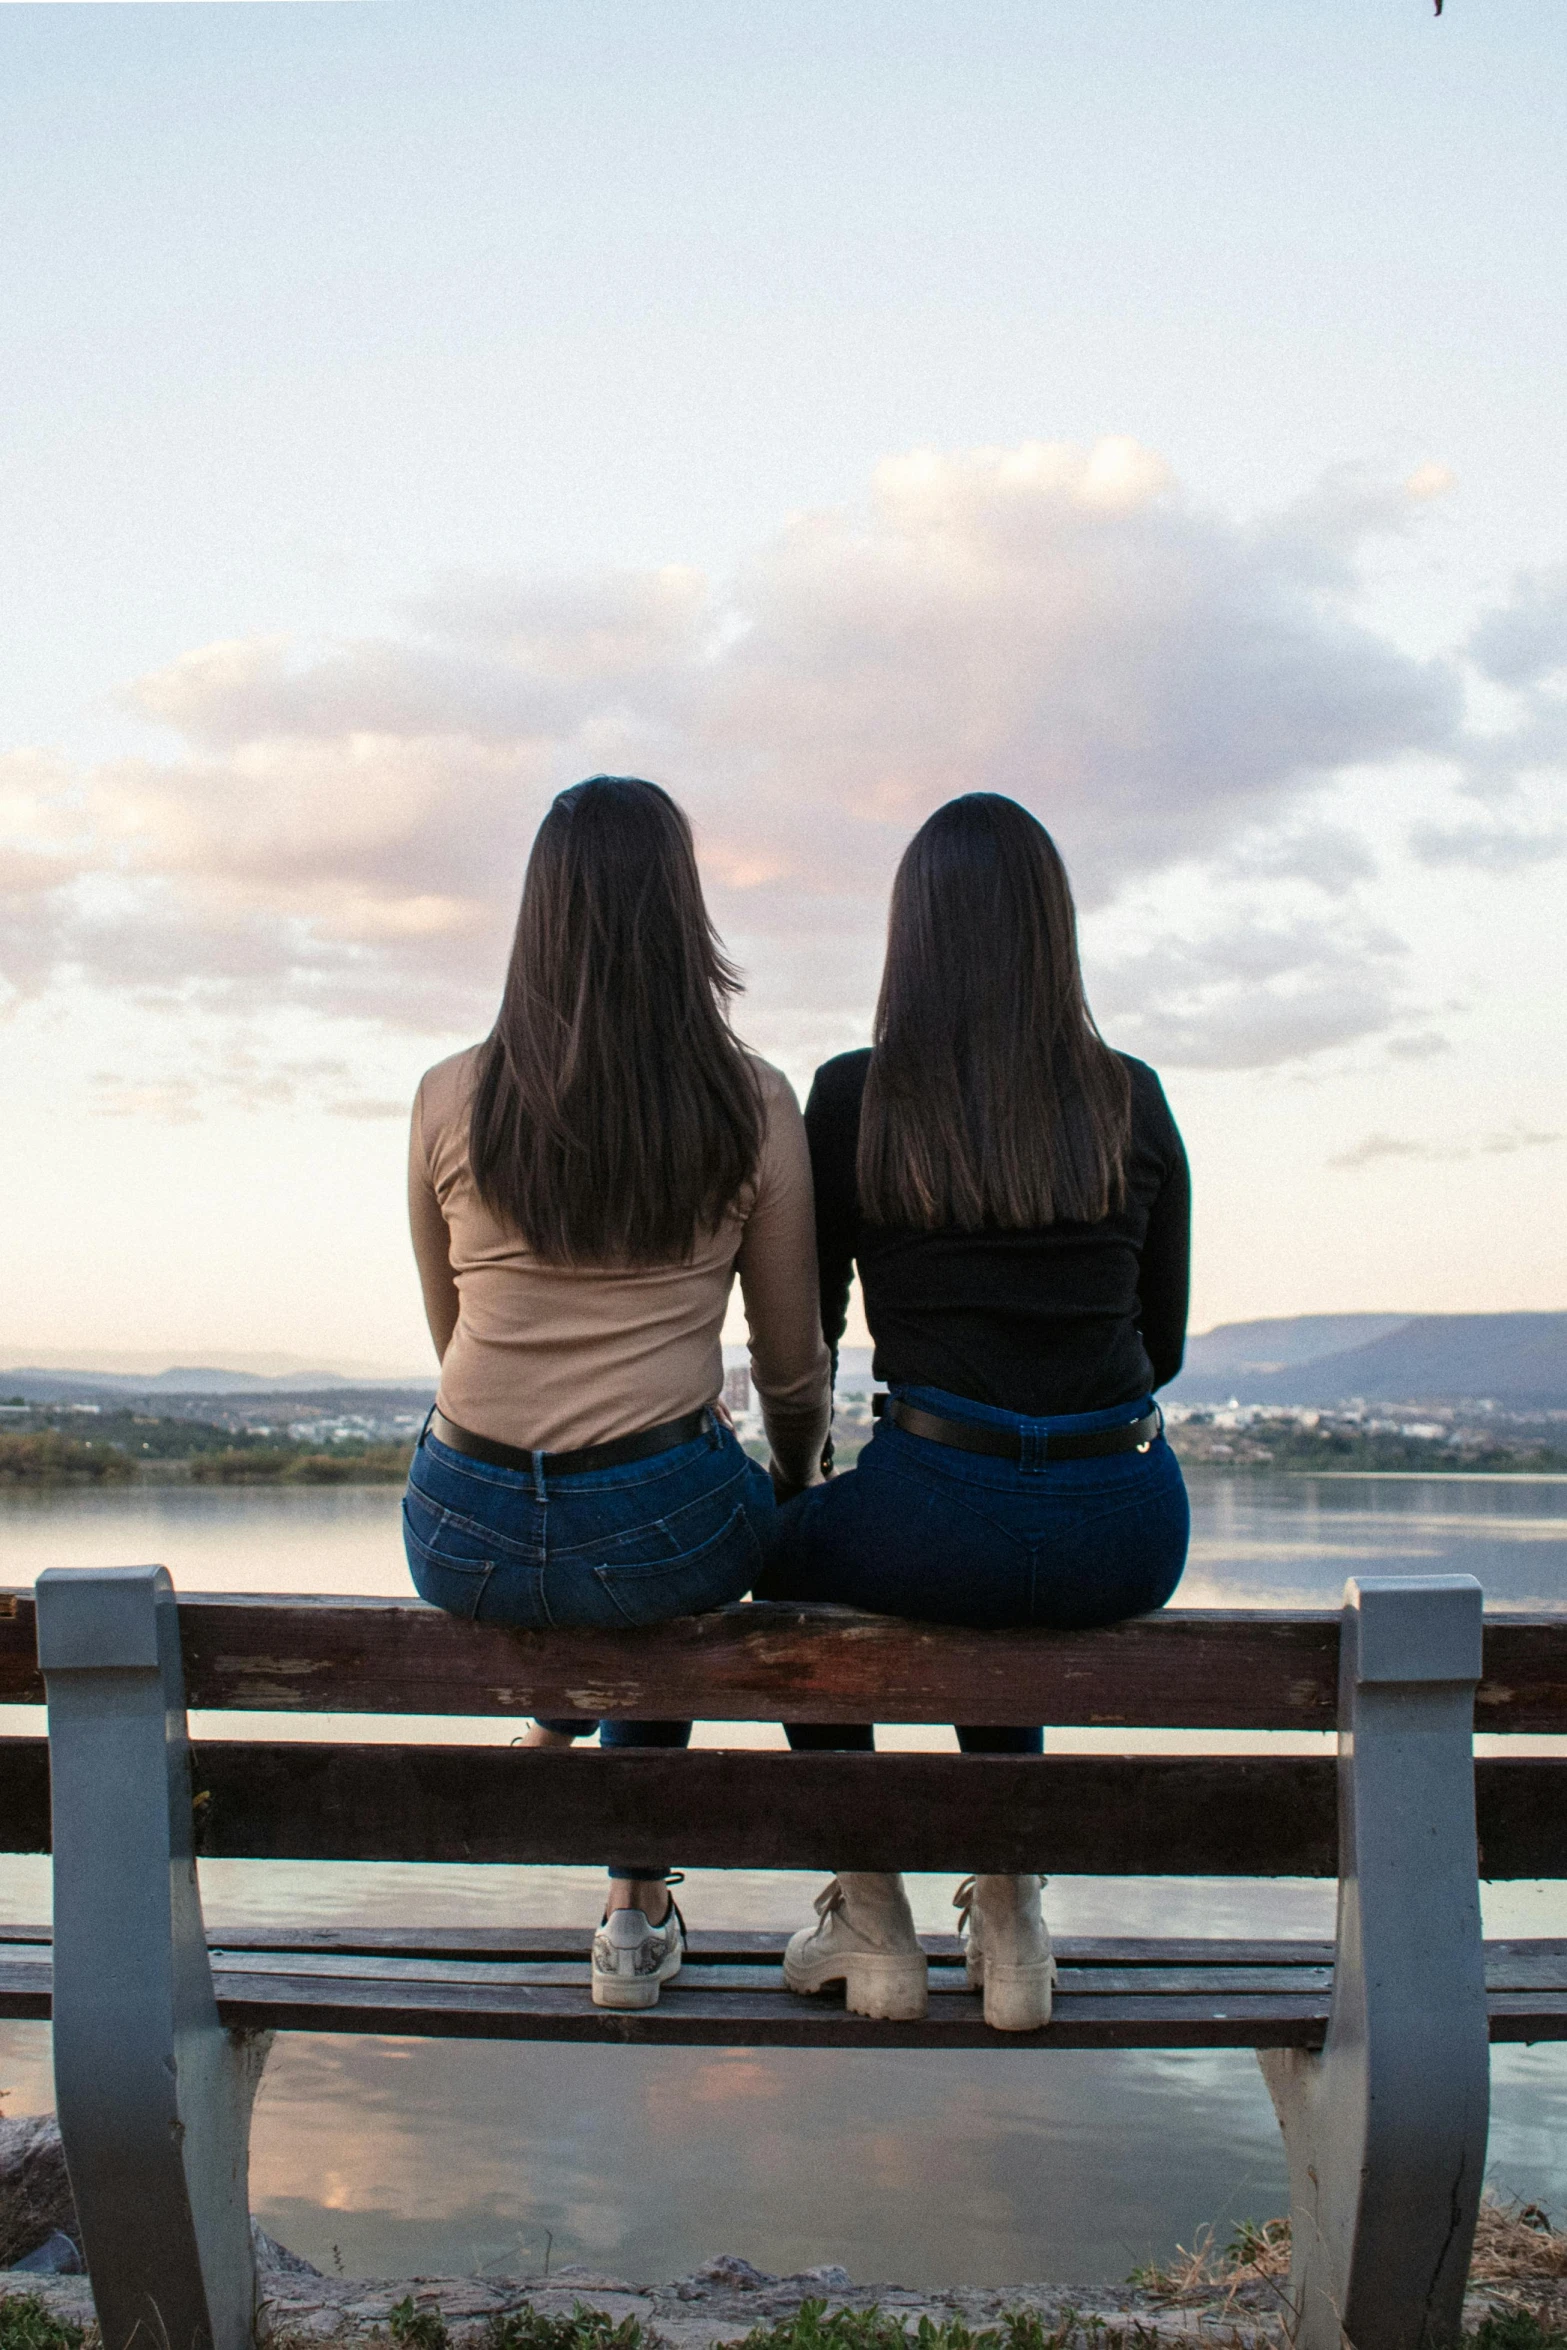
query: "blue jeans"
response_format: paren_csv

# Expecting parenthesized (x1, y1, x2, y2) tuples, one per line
(761, 1385, 1190, 1752)
(403, 1411, 774, 1877)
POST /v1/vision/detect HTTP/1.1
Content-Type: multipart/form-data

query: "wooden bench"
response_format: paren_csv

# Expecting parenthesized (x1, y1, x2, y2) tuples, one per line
(3, 1570, 1567, 2350)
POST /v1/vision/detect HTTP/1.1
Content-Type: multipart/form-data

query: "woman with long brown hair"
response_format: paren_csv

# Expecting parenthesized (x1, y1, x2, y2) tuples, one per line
(404, 775, 830, 2010)
(764, 793, 1190, 2032)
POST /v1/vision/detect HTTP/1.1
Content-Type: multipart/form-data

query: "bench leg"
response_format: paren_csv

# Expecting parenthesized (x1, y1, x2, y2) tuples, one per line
(37, 1565, 271, 2350)
(1257, 1573, 1489, 2350)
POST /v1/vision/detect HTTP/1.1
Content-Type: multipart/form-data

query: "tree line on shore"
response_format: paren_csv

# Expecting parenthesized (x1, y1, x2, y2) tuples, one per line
(3, 1406, 1564, 1488)
(0, 1409, 413, 1487)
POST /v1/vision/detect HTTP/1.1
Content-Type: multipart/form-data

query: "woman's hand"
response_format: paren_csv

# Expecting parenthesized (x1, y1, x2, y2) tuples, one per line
(769, 1459, 828, 1505)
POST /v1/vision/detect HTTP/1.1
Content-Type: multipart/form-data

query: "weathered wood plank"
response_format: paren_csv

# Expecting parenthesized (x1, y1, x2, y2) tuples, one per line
(1475, 1759, 1567, 1878)
(0, 1739, 49, 1851)
(0, 1740, 1334, 1870)
(185, 1748, 1567, 1879)
(0, 1593, 1341, 1724)
(6, 1941, 1567, 2041)
(6, 1738, 1567, 1874)
(10, 1926, 1563, 1990)
(0, 1592, 33, 1704)
(176, 1599, 1349, 1726)
(0, 1925, 1343, 1964)
(8, 1590, 1567, 1727)
(0, 1951, 50, 2019)
(182, 1744, 1344, 1872)
(1484, 1993, 1567, 2041)
(207, 1967, 1334, 2048)
(0, 1923, 1345, 1965)
(196, 1947, 1337, 1998)
(1474, 1620, 1567, 1731)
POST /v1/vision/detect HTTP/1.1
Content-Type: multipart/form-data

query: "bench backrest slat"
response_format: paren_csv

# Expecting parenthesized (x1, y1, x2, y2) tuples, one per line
(1, 1739, 1564, 1876)
(0, 1593, 1326, 1725)
(5, 1594, 1566, 1728)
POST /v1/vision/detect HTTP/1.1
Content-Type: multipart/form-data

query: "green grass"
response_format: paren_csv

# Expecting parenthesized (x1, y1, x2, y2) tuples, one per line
(0, 2294, 86, 2350)
(6, 2283, 1560, 2350)
(389, 2300, 1146, 2350)
(1471, 2316, 1567, 2350)
(726, 2308, 1116, 2350)
(480, 2307, 663, 2350)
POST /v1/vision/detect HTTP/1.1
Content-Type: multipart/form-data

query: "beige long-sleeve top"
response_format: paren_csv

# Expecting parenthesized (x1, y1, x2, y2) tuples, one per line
(407, 1045, 831, 1484)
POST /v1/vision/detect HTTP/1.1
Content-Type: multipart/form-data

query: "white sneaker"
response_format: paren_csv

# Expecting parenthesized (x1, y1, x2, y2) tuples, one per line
(954, 1874, 1056, 2031)
(783, 1873, 928, 2020)
(591, 1898, 685, 2011)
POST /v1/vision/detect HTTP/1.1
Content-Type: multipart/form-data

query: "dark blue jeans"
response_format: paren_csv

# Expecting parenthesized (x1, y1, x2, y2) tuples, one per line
(762, 1386, 1190, 1753)
(403, 1411, 774, 1877)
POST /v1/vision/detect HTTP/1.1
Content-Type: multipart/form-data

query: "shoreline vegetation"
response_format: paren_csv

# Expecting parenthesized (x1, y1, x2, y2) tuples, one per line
(1165, 1415, 1567, 1476)
(2, 1406, 1564, 1490)
(0, 1413, 412, 1488)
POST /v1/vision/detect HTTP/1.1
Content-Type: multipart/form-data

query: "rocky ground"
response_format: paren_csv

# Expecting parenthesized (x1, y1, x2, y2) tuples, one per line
(0, 2246, 1295, 2349)
(7, 2114, 1567, 2349)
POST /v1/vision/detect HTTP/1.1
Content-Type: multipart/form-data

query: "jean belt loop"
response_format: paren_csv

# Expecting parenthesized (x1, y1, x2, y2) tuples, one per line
(417, 1405, 435, 1450)
(705, 1407, 719, 1450)
(1019, 1422, 1047, 1476)
(531, 1446, 548, 1504)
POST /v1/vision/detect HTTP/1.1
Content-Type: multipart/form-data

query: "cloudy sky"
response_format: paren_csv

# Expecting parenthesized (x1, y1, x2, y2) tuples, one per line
(2, 0, 1564, 1374)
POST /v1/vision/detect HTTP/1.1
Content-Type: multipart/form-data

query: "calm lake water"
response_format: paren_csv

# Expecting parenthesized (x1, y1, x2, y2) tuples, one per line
(3, 1470, 1567, 2288)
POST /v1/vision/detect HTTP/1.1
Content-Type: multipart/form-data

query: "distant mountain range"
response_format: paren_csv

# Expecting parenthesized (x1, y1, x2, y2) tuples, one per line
(1168, 1314, 1567, 1409)
(8, 1314, 1564, 1411)
(0, 1366, 435, 1401)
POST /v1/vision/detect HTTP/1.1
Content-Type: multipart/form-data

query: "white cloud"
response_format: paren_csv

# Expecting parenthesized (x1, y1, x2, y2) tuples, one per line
(1384, 1030, 1452, 1062)
(1468, 565, 1567, 690)
(1091, 917, 1406, 1072)
(0, 438, 1535, 1080)
(1408, 815, 1566, 872)
(88, 1042, 402, 1125)
(1329, 1127, 1562, 1172)
(1217, 821, 1378, 897)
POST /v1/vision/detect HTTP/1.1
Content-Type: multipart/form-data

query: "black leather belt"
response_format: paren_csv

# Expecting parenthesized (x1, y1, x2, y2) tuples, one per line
(874, 1394, 1162, 1461)
(429, 1405, 709, 1480)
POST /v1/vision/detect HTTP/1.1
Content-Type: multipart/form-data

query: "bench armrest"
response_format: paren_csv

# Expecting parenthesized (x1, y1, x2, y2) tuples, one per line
(38, 1566, 269, 2350)
(1261, 1573, 1488, 2350)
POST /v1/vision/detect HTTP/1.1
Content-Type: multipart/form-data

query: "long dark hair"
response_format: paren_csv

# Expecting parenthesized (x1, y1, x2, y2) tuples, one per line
(857, 795, 1131, 1230)
(469, 776, 762, 1265)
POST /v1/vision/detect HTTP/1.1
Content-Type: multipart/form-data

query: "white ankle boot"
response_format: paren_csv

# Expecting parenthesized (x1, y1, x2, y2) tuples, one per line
(784, 1873, 929, 2020)
(954, 1874, 1056, 2030)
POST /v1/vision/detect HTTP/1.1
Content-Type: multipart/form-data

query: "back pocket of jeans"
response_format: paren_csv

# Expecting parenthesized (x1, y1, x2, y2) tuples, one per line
(403, 1494, 495, 1621)
(592, 1503, 761, 1630)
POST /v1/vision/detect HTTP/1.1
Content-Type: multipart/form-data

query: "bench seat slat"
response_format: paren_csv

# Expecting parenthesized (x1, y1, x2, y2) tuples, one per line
(197, 1949, 1341, 1997)
(215, 1972, 1338, 2049)
(5, 1941, 1567, 2042)
(7, 1929, 1558, 1989)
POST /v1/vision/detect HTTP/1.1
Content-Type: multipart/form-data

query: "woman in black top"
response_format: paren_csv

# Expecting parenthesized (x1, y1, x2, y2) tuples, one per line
(765, 793, 1191, 2032)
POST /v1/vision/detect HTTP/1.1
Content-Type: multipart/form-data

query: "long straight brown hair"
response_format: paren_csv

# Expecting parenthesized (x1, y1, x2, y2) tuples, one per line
(857, 794, 1131, 1230)
(469, 776, 762, 1265)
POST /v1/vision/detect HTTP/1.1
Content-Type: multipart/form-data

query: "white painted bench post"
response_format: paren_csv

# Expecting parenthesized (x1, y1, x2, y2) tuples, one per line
(1259, 1573, 1488, 2350)
(36, 1565, 271, 2350)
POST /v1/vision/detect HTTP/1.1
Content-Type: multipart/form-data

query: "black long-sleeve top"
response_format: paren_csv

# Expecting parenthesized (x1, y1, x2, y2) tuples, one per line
(804, 1049, 1190, 1417)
